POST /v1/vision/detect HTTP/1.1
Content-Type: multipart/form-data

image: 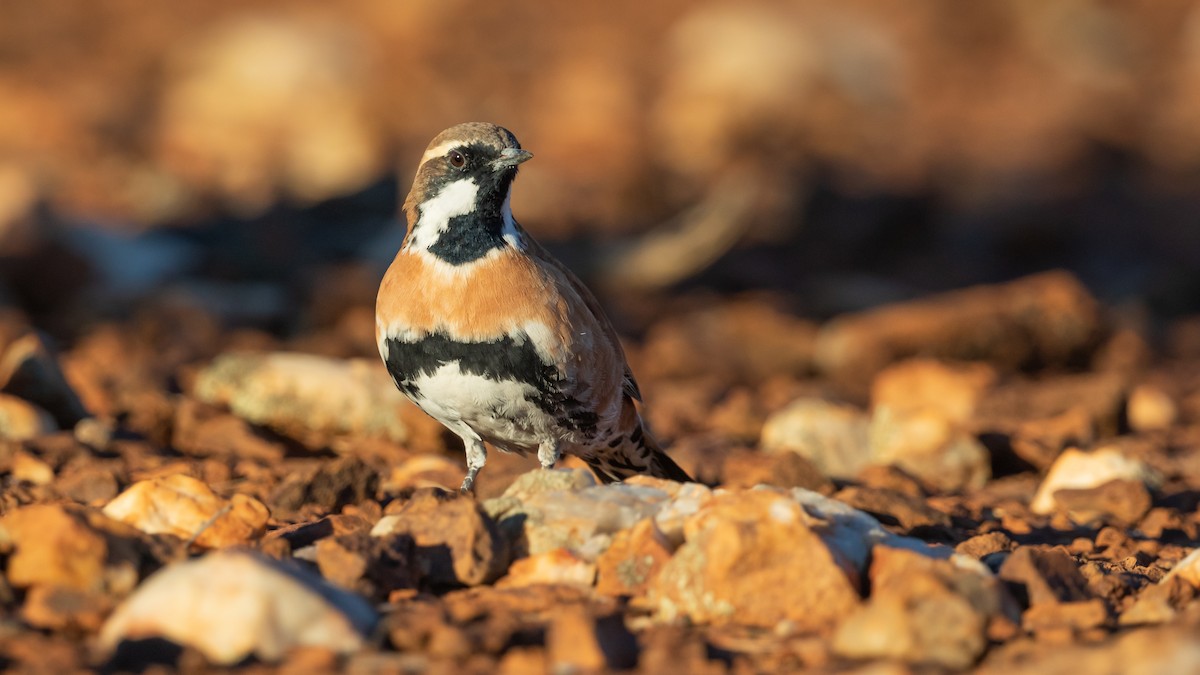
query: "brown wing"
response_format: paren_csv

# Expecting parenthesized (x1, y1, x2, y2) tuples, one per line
(521, 233, 643, 403)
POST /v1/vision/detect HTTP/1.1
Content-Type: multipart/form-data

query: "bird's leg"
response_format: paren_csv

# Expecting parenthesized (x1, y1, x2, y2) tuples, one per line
(537, 440, 561, 471)
(460, 437, 487, 495)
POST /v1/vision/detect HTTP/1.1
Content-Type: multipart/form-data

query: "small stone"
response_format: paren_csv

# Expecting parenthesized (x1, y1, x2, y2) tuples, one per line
(721, 447, 832, 491)
(647, 490, 861, 629)
(1051, 478, 1152, 524)
(1031, 447, 1157, 514)
(102, 473, 270, 548)
(382, 454, 465, 493)
(998, 547, 1092, 607)
(956, 532, 1015, 560)
(98, 550, 376, 664)
(486, 478, 671, 560)
(2, 504, 147, 595)
(871, 359, 996, 426)
(193, 352, 410, 442)
(0, 394, 56, 440)
(1127, 383, 1177, 432)
(1119, 576, 1195, 626)
(10, 449, 53, 485)
(869, 406, 990, 493)
(759, 398, 871, 479)
(595, 518, 675, 597)
(832, 546, 1002, 670)
(497, 548, 595, 589)
(73, 416, 114, 451)
(54, 463, 120, 505)
(371, 490, 508, 586)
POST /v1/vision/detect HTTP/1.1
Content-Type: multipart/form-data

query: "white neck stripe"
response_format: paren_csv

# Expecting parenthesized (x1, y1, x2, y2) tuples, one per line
(406, 178, 479, 251)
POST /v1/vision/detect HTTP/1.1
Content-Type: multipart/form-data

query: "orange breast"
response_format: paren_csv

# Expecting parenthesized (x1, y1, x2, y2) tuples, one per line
(376, 246, 628, 417)
(376, 248, 575, 351)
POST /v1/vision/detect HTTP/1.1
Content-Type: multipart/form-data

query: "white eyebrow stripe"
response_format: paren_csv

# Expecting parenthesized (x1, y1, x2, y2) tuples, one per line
(420, 140, 462, 165)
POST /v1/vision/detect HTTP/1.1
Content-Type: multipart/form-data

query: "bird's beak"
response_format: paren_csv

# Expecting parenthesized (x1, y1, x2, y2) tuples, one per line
(493, 148, 533, 170)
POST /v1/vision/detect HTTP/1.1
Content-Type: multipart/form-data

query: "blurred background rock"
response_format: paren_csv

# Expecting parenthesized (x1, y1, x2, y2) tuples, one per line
(0, 0, 1198, 339)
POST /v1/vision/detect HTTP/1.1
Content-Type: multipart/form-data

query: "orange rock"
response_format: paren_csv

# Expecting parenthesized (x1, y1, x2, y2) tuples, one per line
(10, 449, 53, 484)
(2, 504, 144, 595)
(871, 358, 996, 425)
(1127, 383, 1177, 432)
(102, 473, 270, 548)
(832, 545, 1007, 669)
(382, 454, 464, 493)
(497, 548, 595, 589)
(648, 490, 861, 629)
(596, 519, 674, 597)
(193, 352, 410, 443)
(1031, 447, 1156, 515)
(759, 398, 871, 479)
(371, 490, 508, 586)
(0, 394, 55, 441)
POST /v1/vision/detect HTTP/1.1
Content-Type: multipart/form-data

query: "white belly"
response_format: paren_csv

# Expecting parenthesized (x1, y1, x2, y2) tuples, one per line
(405, 361, 558, 453)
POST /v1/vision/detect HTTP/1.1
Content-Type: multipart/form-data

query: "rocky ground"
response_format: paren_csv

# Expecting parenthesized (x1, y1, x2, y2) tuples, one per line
(4, 1, 1200, 672)
(1, 266, 1200, 674)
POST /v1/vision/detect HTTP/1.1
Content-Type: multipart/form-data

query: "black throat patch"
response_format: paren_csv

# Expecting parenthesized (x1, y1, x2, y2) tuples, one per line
(425, 211, 507, 264)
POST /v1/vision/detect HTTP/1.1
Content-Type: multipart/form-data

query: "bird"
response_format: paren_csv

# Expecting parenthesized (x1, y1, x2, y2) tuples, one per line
(375, 122, 691, 493)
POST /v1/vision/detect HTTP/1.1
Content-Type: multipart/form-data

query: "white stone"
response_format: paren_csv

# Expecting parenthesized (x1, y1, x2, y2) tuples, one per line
(98, 550, 375, 664)
(759, 398, 871, 479)
(1031, 446, 1158, 514)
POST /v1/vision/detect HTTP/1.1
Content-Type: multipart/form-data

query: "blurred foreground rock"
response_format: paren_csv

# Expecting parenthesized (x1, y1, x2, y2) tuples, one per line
(0, 392, 56, 440)
(833, 546, 1012, 669)
(98, 550, 377, 664)
(194, 352, 409, 443)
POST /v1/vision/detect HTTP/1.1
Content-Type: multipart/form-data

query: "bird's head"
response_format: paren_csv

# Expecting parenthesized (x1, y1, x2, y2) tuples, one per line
(400, 123, 533, 264)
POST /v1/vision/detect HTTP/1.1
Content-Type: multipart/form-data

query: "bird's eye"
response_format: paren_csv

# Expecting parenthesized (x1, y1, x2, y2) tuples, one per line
(448, 151, 466, 169)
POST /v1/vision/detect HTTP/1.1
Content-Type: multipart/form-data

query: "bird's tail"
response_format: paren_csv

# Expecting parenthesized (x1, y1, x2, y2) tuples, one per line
(585, 405, 691, 484)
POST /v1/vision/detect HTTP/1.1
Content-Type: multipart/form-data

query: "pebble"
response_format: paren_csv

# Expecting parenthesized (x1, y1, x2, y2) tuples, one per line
(1031, 447, 1157, 514)
(98, 550, 376, 664)
(102, 473, 270, 548)
(759, 398, 872, 479)
(193, 351, 410, 443)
